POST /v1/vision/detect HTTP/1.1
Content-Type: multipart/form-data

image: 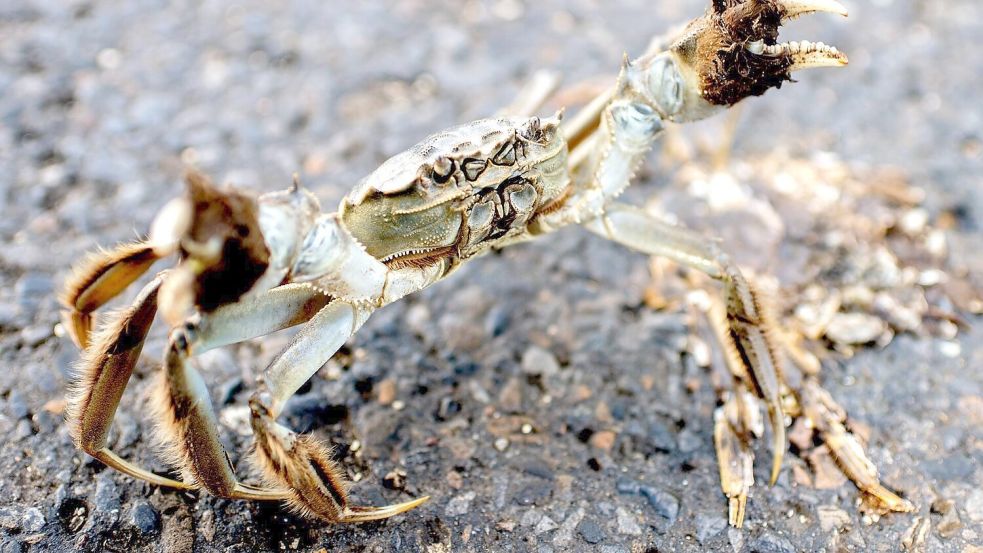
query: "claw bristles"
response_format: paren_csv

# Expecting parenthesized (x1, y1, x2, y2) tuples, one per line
(60, 241, 165, 348)
(66, 275, 161, 454)
(61, 242, 162, 312)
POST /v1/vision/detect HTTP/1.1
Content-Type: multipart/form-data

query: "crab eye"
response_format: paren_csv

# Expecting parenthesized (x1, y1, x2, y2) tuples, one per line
(432, 156, 455, 183)
(522, 117, 541, 140)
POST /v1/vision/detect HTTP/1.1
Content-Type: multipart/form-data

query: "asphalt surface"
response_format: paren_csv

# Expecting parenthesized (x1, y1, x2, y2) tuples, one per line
(0, 1, 981, 552)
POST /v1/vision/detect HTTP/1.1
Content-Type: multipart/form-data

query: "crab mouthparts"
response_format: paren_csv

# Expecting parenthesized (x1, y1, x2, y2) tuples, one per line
(746, 0, 850, 71)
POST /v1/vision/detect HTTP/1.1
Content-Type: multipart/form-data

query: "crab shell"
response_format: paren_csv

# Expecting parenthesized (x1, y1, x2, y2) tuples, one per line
(339, 115, 568, 265)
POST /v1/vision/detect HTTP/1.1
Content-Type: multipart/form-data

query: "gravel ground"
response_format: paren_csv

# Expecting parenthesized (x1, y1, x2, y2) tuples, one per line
(1, 1, 982, 552)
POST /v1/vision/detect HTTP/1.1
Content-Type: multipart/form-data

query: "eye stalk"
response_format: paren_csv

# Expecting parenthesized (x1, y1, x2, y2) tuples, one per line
(431, 156, 455, 183)
(669, 0, 848, 112)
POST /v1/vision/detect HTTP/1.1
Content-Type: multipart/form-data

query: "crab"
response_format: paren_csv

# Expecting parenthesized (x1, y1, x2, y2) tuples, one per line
(60, 0, 914, 529)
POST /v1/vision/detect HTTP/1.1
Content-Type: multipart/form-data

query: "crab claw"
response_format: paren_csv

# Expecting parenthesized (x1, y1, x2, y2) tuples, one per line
(666, 0, 848, 116)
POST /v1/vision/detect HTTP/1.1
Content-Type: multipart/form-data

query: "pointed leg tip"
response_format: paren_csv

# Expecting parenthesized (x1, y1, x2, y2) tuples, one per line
(769, 411, 786, 486)
(768, 441, 784, 486)
(339, 495, 430, 523)
(866, 485, 916, 513)
(728, 497, 747, 528)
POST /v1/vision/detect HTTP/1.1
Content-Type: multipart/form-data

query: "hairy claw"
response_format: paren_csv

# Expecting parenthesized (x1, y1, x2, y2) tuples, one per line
(670, 0, 849, 109)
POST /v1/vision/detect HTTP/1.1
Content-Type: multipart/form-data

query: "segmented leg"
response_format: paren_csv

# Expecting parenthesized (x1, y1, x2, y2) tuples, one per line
(68, 281, 328, 494)
(60, 240, 170, 349)
(587, 203, 787, 468)
(148, 282, 332, 501)
(245, 300, 429, 522)
(65, 271, 191, 489)
(585, 203, 788, 526)
(798, 375, 914, 514)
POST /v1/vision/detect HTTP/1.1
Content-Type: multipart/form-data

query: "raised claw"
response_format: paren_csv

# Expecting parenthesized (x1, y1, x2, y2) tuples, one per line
(667, 0, 849, 114)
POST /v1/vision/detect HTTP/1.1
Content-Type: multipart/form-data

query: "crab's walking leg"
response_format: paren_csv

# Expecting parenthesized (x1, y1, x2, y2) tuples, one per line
(799, 381, 915, 513)
(714, 400, 755, 528)
(60, 240, 171, 349)
(584, 204, 787, 520)
(65, 271, 191, 489)
(69, 282, 327, 493)
(245, 300, 429, 522)
(147, 283, 332, 500)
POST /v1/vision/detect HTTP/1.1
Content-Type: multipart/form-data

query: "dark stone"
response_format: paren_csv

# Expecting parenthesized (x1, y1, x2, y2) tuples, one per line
(640, 486, 679, 522)
(577, 519, 606, 544)
(485, 307, 510, 337)
(0, 538, 24, 553)
(128, 501, 160, 535)
(435, 396, 462, 421)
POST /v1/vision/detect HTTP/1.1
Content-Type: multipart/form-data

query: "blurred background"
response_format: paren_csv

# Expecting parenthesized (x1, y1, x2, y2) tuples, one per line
(0, 1, 981, 551)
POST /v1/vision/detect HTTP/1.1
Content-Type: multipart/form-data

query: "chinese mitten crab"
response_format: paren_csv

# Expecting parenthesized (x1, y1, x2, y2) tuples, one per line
(61, 0, 914, 528)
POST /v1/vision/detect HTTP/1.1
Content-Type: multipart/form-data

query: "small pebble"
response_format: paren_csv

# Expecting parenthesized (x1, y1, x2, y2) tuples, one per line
(0, 508, 20, 530)
(93, 473, 121, 514)
(6, 392, 29, 420)
(376, 378, 397, 405)
(535, 514, 558, 535)
(445, 491, 476, 517)
(615, 507, 642, 536)
(383, 468, 407, 490)
(825, 312, 887, 345)
(639, 486, 679, 522)
(615, 478, 640, 495)
(520, 509, 542, 527)
(694, 513, 727, 544)
(521, 346, 560, 376)
(552, 507, 584, 546)
(589, 430, 616, 451)
(13, 420, 33, 441)
(128, 501, 159, 535)
(20, 324, 52, 347)
(494, 437, 509, 452)
(217, 377, 243, 405)
(577, 519, 605, 544)
(817, 505, 851, 533)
